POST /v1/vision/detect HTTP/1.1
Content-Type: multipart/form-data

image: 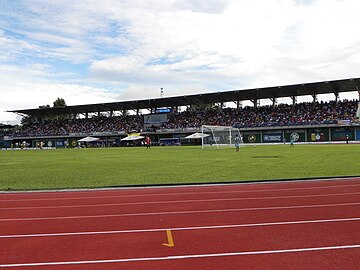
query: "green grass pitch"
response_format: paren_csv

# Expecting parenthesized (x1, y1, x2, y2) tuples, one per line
(0, 144, 359, 191)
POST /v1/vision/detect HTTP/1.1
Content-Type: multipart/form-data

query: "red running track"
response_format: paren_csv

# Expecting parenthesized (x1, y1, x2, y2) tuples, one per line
(1, 177, 360, 269)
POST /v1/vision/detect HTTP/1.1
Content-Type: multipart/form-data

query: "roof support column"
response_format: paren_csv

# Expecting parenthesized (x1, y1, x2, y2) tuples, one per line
(251, 99, 260, 108)
(334, 92, 339, 103)
(354, 81, 360, 99)
(236, 100, 242, 111)
(270, 98, 277, 107)
(312, 94, 318, 102)
(291, 96, 297, 106)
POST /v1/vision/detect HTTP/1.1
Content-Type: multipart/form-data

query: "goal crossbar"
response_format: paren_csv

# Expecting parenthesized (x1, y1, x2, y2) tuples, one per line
(201, 125, 243, 149)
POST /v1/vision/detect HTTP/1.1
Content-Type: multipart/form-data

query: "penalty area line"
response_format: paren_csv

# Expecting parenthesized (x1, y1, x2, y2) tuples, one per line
(1, 244, 360, 267)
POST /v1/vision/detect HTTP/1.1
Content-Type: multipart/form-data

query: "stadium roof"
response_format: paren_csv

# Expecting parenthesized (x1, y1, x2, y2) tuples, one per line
(0, 123, 14, 129)
(8, 77, 360, 117)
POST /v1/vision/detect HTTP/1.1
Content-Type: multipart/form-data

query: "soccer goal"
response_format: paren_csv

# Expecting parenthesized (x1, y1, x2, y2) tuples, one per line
(201, 125, 243, 149)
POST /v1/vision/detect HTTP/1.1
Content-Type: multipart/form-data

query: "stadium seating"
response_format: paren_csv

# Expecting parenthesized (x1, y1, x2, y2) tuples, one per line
(5, 99, 359, 138)
(162, 100, 358, 129)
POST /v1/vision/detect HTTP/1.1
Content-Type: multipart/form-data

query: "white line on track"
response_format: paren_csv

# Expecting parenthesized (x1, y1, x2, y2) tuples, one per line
(1, 244, 360, 267)
(1, 177, 359, 197)
(1, 191, 360, 210)
(1, 216, 360, 239)
(1, 181, 360, 202)
(1, 201, 360, 222)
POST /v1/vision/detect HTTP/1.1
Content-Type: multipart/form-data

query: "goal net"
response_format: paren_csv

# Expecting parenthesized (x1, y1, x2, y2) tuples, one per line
(201, 125, 243, 149)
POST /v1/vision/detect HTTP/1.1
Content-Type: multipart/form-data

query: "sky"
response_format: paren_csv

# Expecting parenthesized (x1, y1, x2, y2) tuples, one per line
(1, 0, 360, 124)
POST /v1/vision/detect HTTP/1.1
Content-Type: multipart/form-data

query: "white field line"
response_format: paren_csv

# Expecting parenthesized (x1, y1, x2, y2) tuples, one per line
(1, 182, 360, 203)
(1, 201, 360, 222)
(1, 191, 360, 210)
(1, 216, 360, 239)
(1, 244, 360, 267)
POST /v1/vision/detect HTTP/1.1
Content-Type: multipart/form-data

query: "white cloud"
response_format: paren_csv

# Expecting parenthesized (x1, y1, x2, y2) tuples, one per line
(0, 64, 116, 124)
(0, 81, 117, 124)
(1, 0, 360, 124)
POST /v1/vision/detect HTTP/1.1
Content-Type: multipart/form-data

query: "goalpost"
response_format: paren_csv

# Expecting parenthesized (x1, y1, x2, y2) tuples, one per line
(201, 125, 244, 149)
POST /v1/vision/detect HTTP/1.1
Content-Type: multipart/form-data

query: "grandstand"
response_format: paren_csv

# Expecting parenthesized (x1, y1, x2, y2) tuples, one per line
(0, 123, 15, 148)
(3, 78, 360, 148)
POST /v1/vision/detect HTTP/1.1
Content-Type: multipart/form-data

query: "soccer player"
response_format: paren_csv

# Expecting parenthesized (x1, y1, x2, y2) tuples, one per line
(145, 134, 151, 148)
(234, 134, 240, 152)
(290, 137, 295, 147)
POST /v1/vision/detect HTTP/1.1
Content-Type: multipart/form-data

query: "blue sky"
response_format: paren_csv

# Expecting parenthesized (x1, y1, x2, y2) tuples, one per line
(1, 0, 360, 123)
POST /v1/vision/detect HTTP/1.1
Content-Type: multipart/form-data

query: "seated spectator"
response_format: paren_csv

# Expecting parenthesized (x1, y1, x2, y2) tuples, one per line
(5, 99, 359, 138)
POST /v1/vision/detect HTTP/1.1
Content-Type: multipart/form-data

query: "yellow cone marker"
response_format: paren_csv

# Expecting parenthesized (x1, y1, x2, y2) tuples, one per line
(162, 230, 175, 247)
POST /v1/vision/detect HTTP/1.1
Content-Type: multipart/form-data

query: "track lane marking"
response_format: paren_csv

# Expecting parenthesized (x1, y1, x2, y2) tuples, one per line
(1, 201, 360, 222)
(2, 191, 360, 210)
(2, 181, 360, 202)
(162, 230, 175, 247)
(1, 176, 358, 197)
(1, 217, 360, 239)
(1, 244, 360, 267)
(3, 178, 353, 195)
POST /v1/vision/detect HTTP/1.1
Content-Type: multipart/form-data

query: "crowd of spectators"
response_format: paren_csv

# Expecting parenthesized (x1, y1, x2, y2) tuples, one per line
(8, 115, 143, 138)
(163, 99, 359, 129)
(5, 99, 359, 138)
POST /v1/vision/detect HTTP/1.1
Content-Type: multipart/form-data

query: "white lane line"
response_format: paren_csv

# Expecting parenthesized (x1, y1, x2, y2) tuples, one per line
(1, 191, 360, 210)
(1, 202, 360, 222)
(1, 176, 358, 197)
(0, 177, 350, 195)
(1, 182, 360, 203)
(1, 217, 360, 239)
(1, 244, 360, 267)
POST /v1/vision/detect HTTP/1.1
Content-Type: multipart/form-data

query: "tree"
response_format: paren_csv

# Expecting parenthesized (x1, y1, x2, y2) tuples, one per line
(53, 97, 66, 107)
